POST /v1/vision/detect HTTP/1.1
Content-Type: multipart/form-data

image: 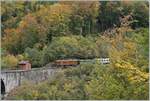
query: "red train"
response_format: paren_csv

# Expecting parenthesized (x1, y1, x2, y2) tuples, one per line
(53, 59, 80, 67)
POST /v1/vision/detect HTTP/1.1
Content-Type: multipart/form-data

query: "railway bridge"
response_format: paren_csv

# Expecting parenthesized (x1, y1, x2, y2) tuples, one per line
(1, 58, 110, 96)
(1, 67, 60, 95)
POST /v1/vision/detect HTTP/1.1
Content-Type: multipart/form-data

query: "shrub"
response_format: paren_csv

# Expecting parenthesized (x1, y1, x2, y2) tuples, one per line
(2, 54, 18, 69)
(16, 54, 24, 61)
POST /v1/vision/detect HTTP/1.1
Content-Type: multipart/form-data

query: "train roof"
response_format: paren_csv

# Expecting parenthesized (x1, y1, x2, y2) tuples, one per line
(18, 61, 30, 65)
(55, 59, 78, 61)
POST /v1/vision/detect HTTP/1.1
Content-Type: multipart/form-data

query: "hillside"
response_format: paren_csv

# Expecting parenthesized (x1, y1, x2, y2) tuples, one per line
(1, 1, 149, 100)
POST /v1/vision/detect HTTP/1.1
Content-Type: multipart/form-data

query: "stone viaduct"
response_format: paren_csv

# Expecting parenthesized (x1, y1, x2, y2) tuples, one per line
(1, 58, 109, 96)
(1, 67, 60, 95)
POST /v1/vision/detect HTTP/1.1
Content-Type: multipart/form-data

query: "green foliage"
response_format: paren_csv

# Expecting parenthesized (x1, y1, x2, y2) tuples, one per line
(85, 66, 125, 100)
(131, 28, 149, 57)
(24, 47, 44, 67)
(42, 36, 99, 64)
(1, 1, 149, 100)
(1, 1, 56, 36)
(2, 1, 149, 54)
(131, 1, 149, 28)
(97, 1, 149, 31)
(7, 62, 148, 100)
(16, 54, 24, 61)
(96, 37, 111, 57)
(130, 28, 149, 72)
(19, 15, 42, 48)
(69, 1, 99, 35)
(35, 3, 73, 43)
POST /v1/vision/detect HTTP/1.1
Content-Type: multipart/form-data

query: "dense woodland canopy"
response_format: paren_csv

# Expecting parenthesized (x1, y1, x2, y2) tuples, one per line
(1, 1, 149, 100)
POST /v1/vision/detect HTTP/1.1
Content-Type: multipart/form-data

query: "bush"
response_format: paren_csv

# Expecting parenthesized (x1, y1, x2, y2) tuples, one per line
(2, 54, 18, 69)
(16, 54, 24, 61)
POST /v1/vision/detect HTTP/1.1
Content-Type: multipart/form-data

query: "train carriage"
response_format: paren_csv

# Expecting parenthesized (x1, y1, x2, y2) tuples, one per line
(52, 58, 110, 67)
(53, 59, 79, 67)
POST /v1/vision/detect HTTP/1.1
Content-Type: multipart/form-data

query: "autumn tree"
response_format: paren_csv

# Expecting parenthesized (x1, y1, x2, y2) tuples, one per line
(68, 1, 100, 36)
(2, 28, 23, 54)
(35, 3, 73, 43)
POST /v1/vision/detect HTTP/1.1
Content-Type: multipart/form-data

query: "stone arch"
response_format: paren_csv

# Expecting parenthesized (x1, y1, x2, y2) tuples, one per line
(1, 79, 5, 95)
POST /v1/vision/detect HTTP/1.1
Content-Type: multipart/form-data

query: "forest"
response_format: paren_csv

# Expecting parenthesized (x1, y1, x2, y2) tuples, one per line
(1, 1, 149, 100)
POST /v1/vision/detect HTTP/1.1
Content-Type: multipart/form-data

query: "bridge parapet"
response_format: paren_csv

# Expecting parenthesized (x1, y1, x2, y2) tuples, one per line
(1, 67, 60, 94)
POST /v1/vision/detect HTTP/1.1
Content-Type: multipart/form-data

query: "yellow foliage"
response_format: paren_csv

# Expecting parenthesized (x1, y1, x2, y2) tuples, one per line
(64, 83, 74, 92)
(3, 55, 18, 69)
(17, 54, 24, 61)
(32, 90, 39, 99)
(2, 27, 25, 55)
(37, 3, 73, 23)
(114, 61, 149, 84)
